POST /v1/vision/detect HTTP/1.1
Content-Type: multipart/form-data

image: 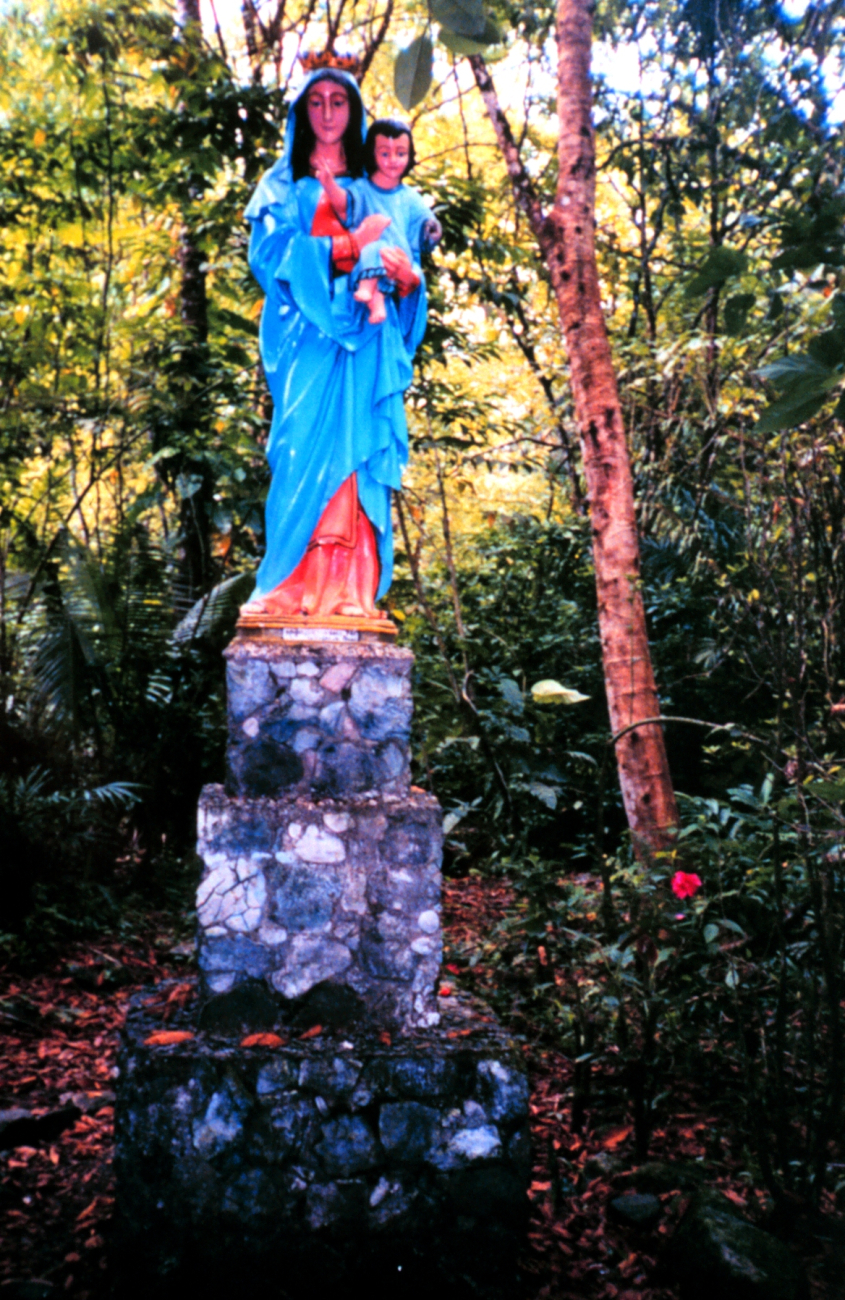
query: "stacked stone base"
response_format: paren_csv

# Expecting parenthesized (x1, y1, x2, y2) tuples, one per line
(114, 984, 530, 1299)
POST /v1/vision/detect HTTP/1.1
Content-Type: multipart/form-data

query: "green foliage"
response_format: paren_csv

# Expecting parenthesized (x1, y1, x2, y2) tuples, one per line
(394, 32, 435, 109)
(482, 775, 845, 1200)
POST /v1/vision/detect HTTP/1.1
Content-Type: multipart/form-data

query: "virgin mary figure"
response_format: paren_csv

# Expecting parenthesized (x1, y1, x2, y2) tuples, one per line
(241, 63, 427, 622)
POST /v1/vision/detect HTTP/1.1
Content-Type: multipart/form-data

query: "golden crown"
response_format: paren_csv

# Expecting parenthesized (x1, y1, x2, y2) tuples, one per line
(299, 50, 361, 76)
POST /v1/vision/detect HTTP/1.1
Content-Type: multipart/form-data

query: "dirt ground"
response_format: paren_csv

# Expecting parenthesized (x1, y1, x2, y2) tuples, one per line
(1, 879, 841, 1299)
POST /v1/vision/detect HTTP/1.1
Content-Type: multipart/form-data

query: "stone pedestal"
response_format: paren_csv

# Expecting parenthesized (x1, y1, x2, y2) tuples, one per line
(196, 784, 442, 1030)
(115, 626, 530, 1296)
(113, 987, 530, 1299)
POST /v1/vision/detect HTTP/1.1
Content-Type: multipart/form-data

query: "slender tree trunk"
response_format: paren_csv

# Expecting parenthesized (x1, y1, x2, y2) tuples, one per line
(175, 0, 214, 601)
(471, 0, 678, 856)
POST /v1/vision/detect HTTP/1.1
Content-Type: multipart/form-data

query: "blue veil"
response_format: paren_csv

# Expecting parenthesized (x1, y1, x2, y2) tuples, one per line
(244, 68, 427, 601)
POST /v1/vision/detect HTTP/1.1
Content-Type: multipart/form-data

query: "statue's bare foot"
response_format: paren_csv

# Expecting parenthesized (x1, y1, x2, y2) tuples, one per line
(241, 592, 299, 617)
(335, 602, 368, 618)
(368, 301, 386, 324)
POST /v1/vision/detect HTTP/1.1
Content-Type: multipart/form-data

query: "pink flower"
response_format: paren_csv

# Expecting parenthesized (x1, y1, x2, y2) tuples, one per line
(671, 871, 702, 900)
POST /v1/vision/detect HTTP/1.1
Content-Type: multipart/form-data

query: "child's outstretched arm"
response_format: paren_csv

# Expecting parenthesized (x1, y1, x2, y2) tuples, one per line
(314, 157, 348, 222)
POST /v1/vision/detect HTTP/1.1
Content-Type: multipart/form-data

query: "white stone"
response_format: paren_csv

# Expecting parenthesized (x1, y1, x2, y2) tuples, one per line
(323, 811, 351, 833)
(241, 716, 259, 738)
(369, 1177, 392, 1207)
(296, 660, 320, 677)
(288, 822, 303, 841)
(270, 660, 296, 680)
(340, 869, 367, 915)
(258, 922, 287, 946)
(389, 869, 414, 884)
(216, 888, 245, 924)
(319, 700, 344, 729)
(411, 936, 437, 955)
(196, 862, 234, 908)
(288, 703, 318, 721)
(228, 906, 261, 933)
(271, 935, 352, 999)
(417, 909, 439, 934)
(294, 824, 346, 864)
(274, 849, 297, 865)
(206, 926, 227, 937)
(197, 895, 224, 927)
(292, 727, 322, 754)
(446, 1127, 501, 1162)
(290, 677, 323, 706)
(319, 661, 357, 693)
(206, 972, 235, 993)
(244, 874, 266, 911)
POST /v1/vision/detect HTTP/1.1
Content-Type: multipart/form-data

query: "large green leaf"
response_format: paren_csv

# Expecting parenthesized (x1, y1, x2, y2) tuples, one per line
(430, 0, 487, 38)
(438, 16, 502, 52)
(755, 392, 828, 433)
(758, 353, 831, 389)
(394, 34, 434, 110)
(684, 246, 748, 298)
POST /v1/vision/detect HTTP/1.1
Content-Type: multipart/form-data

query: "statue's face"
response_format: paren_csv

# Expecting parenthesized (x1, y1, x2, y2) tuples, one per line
(306, 80, 350, 147)
(372, 133, 410, 184)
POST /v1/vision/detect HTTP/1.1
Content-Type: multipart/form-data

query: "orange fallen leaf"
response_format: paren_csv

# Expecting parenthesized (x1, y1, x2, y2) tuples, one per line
(240, 1033, 286, 1048)
(438, 984, 453, 997)
(299, 1024, 322, 1040)
(379, 1031, 392, 1046)
(601, 1124, 632, 1150)
(143, 1030, 194, 1046)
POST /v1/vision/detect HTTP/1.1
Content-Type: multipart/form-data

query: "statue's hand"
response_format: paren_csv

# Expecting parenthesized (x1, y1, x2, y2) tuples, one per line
(381, 246, 420, 296)
(354, 214, 391, 248)
(421, 216, 443, 252)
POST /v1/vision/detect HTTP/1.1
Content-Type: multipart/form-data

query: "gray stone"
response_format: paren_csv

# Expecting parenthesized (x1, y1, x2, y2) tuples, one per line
(477, 1059, 530, 1123)
(379, 1102, 440, 1162)
(609, 1192, 662, 1228)
(192, 1075, 252, 1157)
(228, 660, 276, 721)
(316, 1115, 379, 1176)
(198, 936, 271, 979)
(272, 865, 343, 930)
(306, 1179, 369, 1229)
(271, 936, 352, 999)
(298, 1056, 362, 1100)
(349, 668, 412, 742)
(256, 1059, 298, 1096)
(266, 1096, 319, 1157)
(662, 1190, 809, 1300)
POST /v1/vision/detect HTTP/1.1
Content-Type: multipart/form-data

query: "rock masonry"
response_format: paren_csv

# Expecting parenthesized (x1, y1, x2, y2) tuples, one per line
(197, 635, 442, 1032)
(114, 628, 530, 1297)
(114, 988, 530, 1298)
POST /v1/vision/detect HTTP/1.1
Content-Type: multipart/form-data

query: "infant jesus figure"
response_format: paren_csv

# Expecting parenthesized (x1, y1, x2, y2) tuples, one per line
(315, 118, 441, 324)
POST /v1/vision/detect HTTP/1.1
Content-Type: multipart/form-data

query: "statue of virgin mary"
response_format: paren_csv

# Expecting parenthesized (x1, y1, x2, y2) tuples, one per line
(240, 62, 428, 624)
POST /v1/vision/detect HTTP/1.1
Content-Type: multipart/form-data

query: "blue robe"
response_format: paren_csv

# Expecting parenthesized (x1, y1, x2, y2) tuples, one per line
(244, 74, 428, 600)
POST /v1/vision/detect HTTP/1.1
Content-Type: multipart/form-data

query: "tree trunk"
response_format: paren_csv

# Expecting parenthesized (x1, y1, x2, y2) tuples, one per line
(471, 0, 679, 857)
(175, 0, 214, 602)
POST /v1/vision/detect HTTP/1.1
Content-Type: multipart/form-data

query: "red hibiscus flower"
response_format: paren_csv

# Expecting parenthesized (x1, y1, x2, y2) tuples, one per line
(671, 871, 703, 900)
